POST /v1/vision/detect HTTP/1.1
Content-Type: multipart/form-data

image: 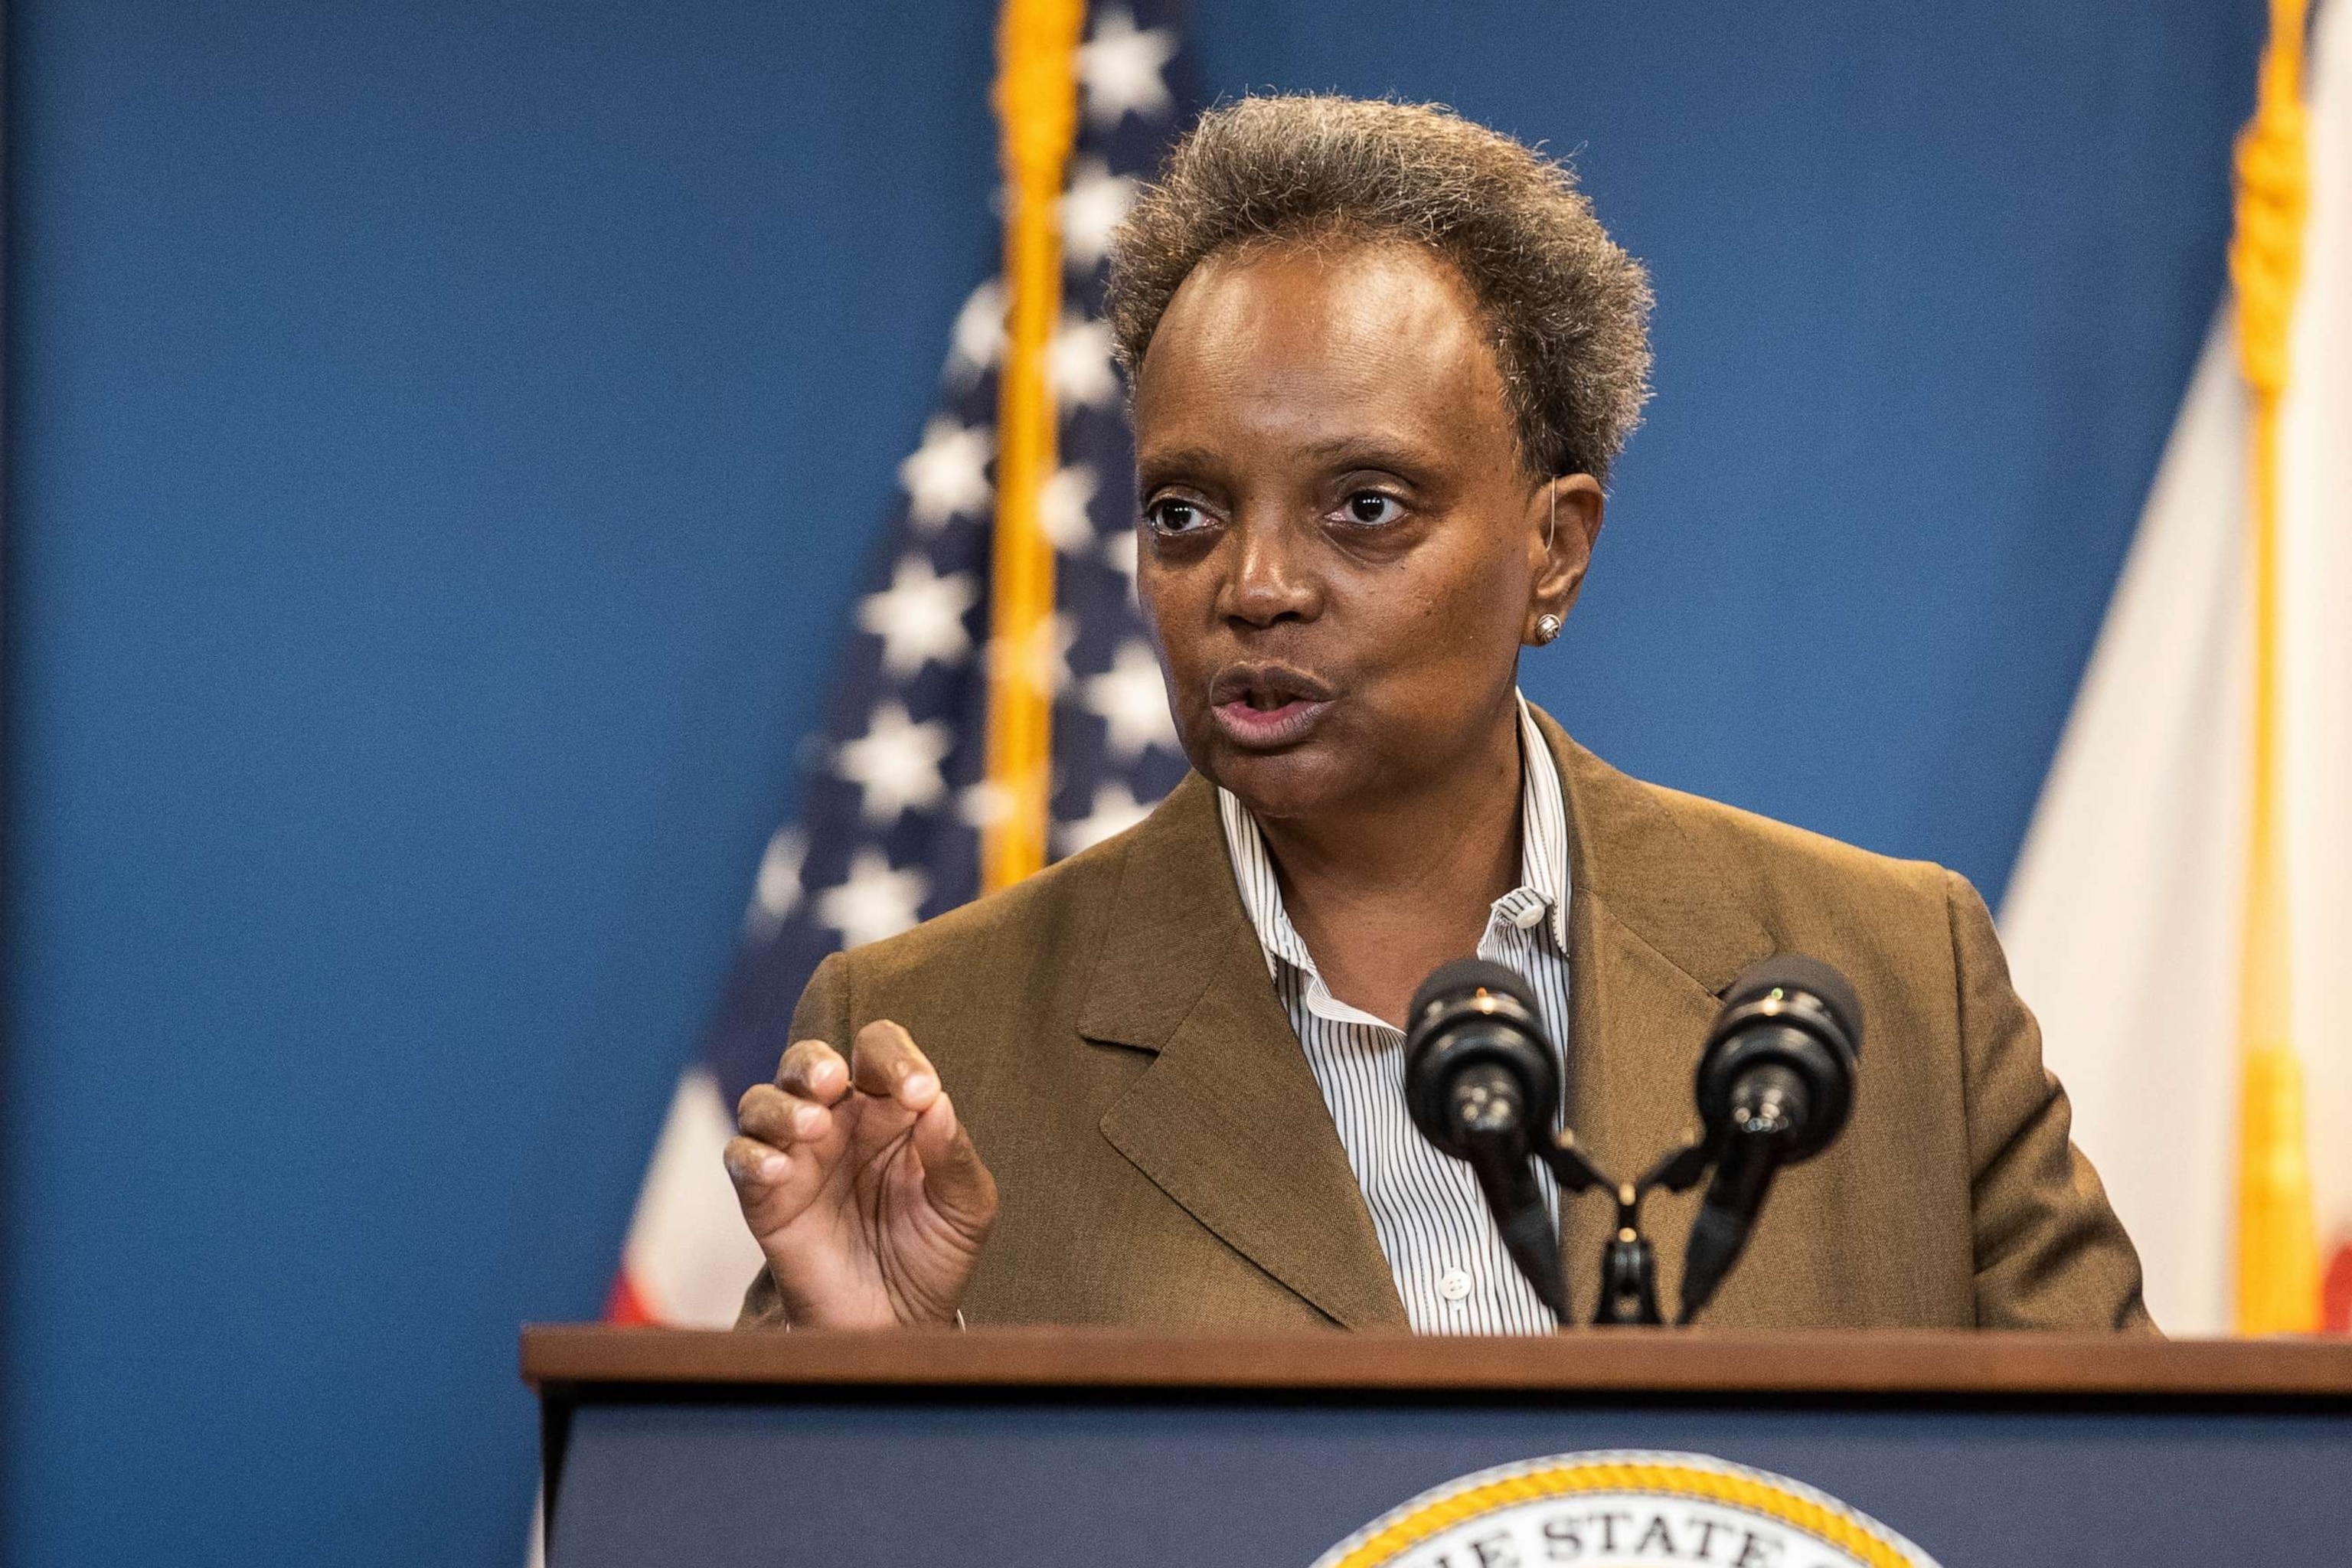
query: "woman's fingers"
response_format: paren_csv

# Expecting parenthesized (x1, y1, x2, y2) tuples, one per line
(722, 1133, 792, 1190)
(724, 1133, 828, 1240)
(843, 1021, 994, 1233)
(849, 1020, 940, 1111)
(730, 1079, 848, 1242)
(727, 1021, 999, 1326)
(775, 1039, 851, 1106)
(736, 1082, 829, 1148)
(910, 1091, 1000, 1235)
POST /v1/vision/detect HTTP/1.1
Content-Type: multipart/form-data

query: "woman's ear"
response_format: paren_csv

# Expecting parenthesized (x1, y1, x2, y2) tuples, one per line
(1527, 473, 1605, 632)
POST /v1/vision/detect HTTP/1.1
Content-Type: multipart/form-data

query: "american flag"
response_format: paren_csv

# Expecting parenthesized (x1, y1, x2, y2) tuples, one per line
(609, 0, 1194, 1328)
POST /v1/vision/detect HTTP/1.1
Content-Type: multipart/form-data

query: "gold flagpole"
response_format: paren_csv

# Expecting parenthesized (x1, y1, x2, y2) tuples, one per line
(980, 0, 1087, 893)
(2230, 0, 2319, 1335)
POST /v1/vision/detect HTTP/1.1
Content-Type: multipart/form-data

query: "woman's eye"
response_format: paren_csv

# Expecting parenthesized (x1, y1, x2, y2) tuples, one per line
(1338, 492, 1405, 527)
(1146, 498, 1209, 534)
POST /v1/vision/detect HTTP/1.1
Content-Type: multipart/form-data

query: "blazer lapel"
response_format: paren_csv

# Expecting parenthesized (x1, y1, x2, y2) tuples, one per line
(1537, 710, 1775, 1313)
(1078, 776, 1408, 1329)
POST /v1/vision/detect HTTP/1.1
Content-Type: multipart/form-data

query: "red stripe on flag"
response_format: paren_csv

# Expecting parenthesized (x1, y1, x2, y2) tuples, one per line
(604, 1268, 657, 1327)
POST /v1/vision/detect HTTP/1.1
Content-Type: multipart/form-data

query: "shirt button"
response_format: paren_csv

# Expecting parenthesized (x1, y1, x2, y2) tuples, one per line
(1438, 1267, 1473, 1302)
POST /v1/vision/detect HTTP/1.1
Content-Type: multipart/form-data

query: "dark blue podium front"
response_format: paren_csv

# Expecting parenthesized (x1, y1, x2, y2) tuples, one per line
(524, 1327, 2352, 1567)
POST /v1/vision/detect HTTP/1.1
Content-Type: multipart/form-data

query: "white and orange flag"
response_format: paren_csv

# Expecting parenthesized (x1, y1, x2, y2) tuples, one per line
(2004, 0, 2351, 1335)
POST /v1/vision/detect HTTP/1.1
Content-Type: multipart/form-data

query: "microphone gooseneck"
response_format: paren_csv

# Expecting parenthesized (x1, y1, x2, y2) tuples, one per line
(1680, 955, 1863, 1322)
(1403, 959, 1569, 1322)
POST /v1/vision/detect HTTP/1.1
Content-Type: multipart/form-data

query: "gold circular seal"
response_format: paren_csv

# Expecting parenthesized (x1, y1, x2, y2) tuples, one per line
(1313, 1449, 1942, 1568)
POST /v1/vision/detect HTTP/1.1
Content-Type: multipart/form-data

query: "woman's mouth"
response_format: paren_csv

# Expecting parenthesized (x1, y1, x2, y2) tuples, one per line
(1207, 665, 1335, 750)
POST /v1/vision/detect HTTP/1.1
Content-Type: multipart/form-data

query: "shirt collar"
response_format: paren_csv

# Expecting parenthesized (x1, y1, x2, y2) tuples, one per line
(1217, 691, 1573, 993)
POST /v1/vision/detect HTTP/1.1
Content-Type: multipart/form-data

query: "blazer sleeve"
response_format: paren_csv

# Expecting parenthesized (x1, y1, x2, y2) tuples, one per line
(1947, 871, 2157, 1333)
(736, 951, 855, 1331)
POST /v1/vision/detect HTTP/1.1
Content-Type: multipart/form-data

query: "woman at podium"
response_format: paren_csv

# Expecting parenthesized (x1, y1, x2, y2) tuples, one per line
(720, 93, 2151, 1337)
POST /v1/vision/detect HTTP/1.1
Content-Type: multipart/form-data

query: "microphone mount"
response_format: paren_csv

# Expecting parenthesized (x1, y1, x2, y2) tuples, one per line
(1537, 1128, 1712, 1326)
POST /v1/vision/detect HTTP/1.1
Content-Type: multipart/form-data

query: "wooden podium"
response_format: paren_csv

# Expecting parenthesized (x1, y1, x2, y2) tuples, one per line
(524, 1325, 2352, 1566)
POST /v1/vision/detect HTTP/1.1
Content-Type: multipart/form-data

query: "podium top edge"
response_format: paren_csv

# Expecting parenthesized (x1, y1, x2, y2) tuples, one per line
(518, 1324, 2352, 1403)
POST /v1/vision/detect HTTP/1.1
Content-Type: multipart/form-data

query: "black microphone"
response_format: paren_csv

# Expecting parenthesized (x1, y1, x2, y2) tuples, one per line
(1679, 955, 1862, 1321)
(1403, 958, 1568, 1322)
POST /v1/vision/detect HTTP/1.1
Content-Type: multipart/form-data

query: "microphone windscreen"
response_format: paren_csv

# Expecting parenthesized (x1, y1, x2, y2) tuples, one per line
(1409, 957, 1537, 1027)
(1722, 954, 1863, 1054)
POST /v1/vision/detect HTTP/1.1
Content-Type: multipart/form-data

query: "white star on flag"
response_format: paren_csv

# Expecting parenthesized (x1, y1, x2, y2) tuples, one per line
(1082, 638, 1178, 759)
(990, 612, 1078, 698)
(743, 827, 805, 941)
(946, 278, 1006, 381)
(1102, 528, 1139, 602)
(898, 416, 993, 530)
(835, 700, 953, 824)
(815, 848, 930, 949)
(1039, 463, 1101, 554)
(858, 554, 978, 677)
(1061, 158, 1138, 270)
(957, 779, 1017, 829)
(1078, 6, 1177, 128)
(1057, 780, 1153, 855)
(1049, 314, 1120, 410)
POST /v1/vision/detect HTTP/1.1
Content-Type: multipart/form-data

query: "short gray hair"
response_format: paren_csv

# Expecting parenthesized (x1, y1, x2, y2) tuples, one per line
(1106, 94, 1654, 482)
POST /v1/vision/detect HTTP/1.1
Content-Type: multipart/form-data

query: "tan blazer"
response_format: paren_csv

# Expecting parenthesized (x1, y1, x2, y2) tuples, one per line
(742, 708, 2151, 1333)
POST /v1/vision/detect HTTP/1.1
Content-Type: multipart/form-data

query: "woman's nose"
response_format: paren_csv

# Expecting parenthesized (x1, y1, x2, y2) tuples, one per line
(1220, 521, 1321, 628)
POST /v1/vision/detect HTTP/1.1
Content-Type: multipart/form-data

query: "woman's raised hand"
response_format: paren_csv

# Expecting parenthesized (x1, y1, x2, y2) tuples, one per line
(725, 1020, 998, 1328)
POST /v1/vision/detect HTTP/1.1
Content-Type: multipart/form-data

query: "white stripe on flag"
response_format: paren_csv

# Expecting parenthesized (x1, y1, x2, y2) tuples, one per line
(2000, 321, 2248, 1335)
(2279, 0, 2352, 1321)
(616, 1067, 766, 1328)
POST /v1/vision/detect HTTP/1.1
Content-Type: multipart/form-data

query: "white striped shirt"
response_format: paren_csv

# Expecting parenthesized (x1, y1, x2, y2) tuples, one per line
(1217, 694, 1573, 1334)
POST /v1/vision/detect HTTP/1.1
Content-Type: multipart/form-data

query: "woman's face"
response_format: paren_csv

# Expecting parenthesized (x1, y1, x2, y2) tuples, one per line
(1131, 240, 1596, 823)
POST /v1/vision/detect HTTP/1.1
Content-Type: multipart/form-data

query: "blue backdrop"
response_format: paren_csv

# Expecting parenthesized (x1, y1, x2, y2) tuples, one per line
(2, 2, 2260, 1564)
